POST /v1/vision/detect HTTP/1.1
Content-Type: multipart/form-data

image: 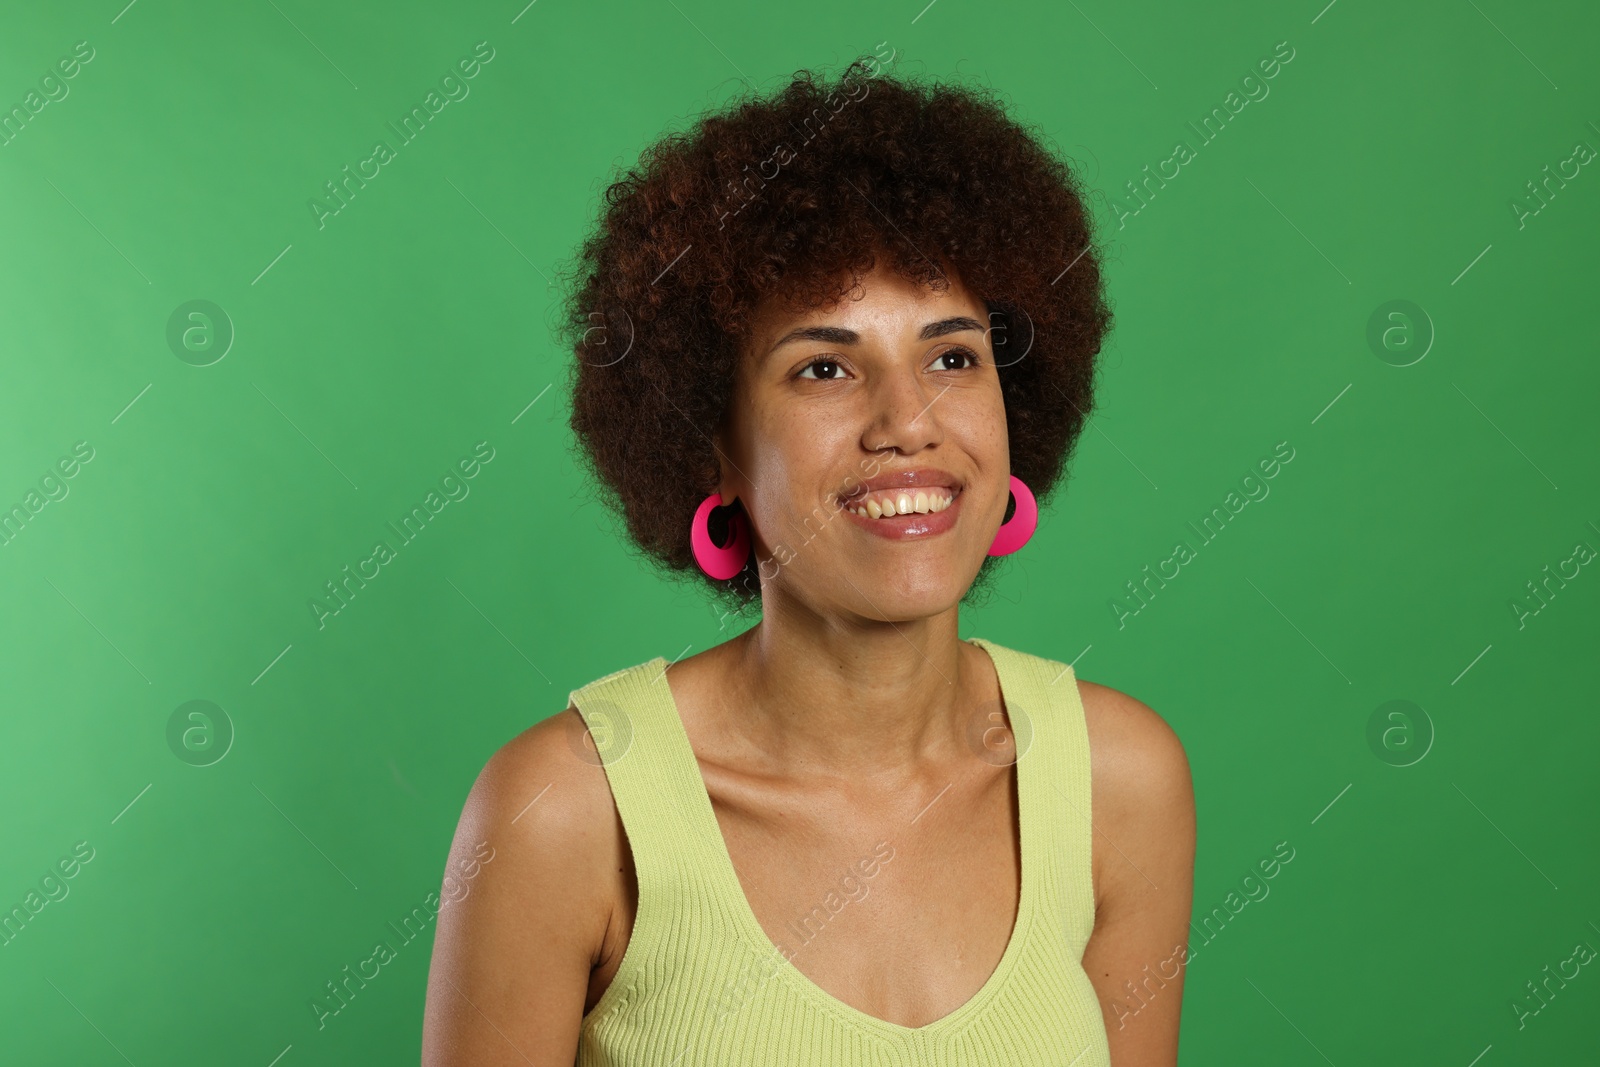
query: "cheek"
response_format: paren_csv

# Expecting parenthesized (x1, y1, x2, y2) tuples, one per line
(747, 406, 854, 495)
(949, 389, 1010, 464)
(948, 392, 1011, 528)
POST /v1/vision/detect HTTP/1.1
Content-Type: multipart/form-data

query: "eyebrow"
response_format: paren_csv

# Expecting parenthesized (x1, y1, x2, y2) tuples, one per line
(765, 315, 986, 357)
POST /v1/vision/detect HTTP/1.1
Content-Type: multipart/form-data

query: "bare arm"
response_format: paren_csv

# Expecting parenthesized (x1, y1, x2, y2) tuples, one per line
(1078, 681, 1197, 1066)
(422, 710, 621, 1066)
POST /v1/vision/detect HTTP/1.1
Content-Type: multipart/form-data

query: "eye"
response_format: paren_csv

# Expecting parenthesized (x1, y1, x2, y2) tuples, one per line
(797, 358, 846, 380)
(933, 346, 980, 371)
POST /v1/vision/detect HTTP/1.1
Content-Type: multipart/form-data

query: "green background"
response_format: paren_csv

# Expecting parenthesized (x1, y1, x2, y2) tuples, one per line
(2, 0, 1595, 1063)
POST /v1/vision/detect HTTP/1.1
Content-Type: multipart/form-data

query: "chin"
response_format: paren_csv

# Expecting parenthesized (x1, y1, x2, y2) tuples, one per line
(846, 560, 971, 622)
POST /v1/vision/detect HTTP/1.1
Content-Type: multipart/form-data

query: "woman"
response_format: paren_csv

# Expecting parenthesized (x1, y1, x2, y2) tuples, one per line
(423, 57, 1195, 1066)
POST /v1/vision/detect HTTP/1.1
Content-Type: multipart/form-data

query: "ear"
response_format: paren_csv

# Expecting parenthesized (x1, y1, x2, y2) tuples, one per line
(712, 343, 757, 506)
(711, 428, 738, 506)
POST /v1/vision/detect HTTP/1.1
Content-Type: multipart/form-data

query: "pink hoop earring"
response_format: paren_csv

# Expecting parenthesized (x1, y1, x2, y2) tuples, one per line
(987, 475, 1037, 556)
(690, 493, 751, 579)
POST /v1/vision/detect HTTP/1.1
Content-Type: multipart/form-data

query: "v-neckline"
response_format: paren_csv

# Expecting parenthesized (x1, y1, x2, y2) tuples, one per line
(646, 636, 1036, 1041)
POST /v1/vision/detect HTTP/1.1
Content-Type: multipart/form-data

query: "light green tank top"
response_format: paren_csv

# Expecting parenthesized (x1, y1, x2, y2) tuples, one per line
(566, 637, 1112, 1066)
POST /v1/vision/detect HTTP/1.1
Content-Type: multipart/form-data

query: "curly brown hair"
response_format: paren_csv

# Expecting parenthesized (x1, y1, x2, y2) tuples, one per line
(557, 55, 1113, 613)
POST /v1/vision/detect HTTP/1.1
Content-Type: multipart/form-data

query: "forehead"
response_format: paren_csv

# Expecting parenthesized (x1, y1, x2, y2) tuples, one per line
(746, 258, 987, 349)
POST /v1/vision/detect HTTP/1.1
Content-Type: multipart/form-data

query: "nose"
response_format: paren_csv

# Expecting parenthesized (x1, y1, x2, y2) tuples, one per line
(861, 363, 945, 456)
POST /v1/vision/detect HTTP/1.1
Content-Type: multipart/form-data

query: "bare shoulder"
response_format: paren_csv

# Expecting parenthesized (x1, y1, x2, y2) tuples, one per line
(462, 708, 621, 844)
(421, 708, 625, 1066)
(1068, 681, 1196, 927)
(1074, 678, 1193, 806)
(1073, 678, 1196, 898)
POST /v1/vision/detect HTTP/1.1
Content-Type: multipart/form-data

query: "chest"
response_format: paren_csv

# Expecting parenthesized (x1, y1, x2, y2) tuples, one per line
(706, 763, 1024, 1030)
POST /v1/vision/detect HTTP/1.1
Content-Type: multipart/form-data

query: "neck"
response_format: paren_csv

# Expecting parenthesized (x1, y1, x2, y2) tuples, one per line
(718, 587, 983, 775)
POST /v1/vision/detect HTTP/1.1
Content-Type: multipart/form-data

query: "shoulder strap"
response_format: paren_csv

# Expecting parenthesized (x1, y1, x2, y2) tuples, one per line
(566, 658, 731, 923)
(970, 639, 1098, 958)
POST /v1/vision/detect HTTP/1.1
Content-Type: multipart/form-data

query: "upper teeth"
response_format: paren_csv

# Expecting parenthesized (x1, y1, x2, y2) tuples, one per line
(846, 489, 955, 518)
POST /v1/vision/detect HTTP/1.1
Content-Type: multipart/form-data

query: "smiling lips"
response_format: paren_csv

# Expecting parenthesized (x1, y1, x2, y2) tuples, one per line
(844, 488, 955, 519)
(836, 469, 964, 540)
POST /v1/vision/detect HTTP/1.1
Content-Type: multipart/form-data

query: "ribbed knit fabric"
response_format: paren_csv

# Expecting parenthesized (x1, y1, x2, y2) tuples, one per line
(567, 637, 1112, 1066)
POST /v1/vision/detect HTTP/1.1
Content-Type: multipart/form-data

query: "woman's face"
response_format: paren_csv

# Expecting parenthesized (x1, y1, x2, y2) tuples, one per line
(716, 258, 1012, 622)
